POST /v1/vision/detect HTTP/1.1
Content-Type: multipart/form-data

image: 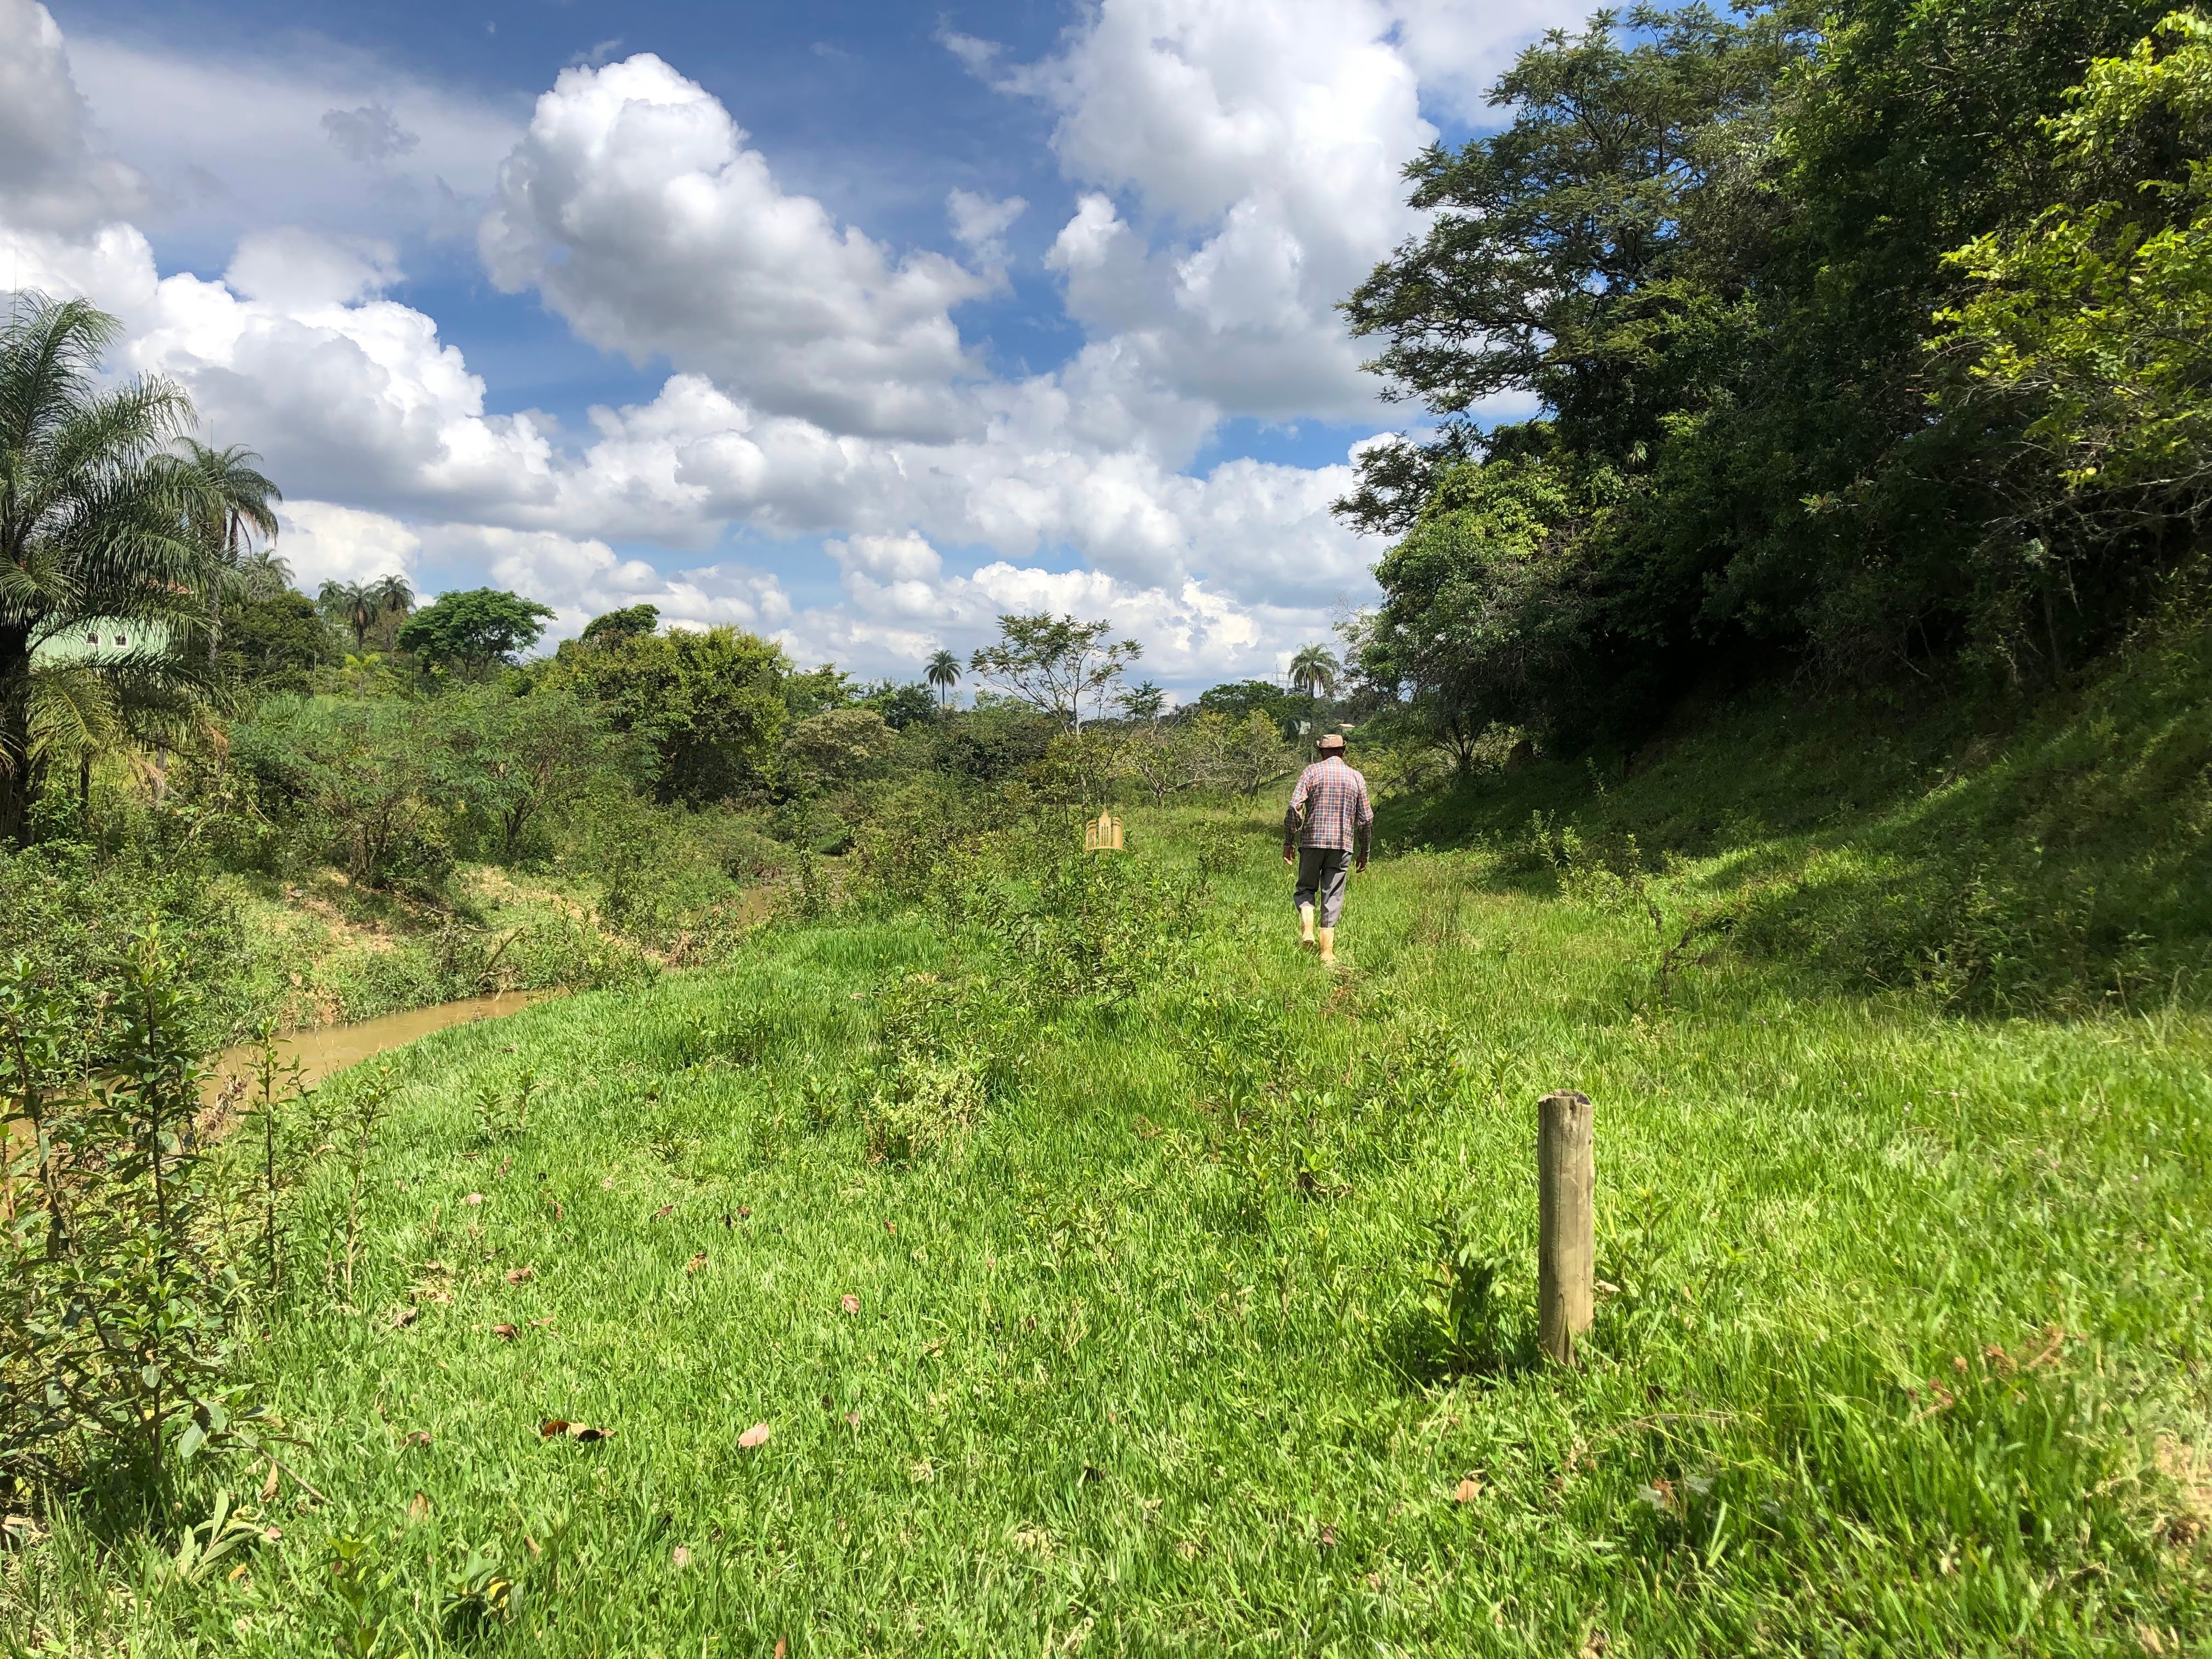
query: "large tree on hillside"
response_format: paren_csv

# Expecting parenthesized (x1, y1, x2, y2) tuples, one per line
(0, 295, 211, 842)
(1338, 3, 1803, 535)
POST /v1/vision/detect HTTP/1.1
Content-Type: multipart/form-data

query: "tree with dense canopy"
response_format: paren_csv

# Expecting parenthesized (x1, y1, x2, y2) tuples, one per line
(397, 587, 555, 675)
(550, 624, 790, 803)
(1340, 0, 2185, 748)
(580, 603, 659, 648)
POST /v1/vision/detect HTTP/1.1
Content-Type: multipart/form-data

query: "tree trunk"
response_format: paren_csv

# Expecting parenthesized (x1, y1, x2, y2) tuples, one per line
(0, 620, 35, 844)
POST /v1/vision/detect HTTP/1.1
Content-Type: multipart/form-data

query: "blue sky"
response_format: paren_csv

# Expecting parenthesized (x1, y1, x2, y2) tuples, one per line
(4, 0, 1567, 692)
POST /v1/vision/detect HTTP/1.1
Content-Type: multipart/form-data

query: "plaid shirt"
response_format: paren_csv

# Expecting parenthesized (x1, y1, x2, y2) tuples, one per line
(1284, 757, 1373, 852)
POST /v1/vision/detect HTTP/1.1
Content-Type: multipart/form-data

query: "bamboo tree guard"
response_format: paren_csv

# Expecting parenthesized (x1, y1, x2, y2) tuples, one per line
(1537, 1090, 1595, 1366)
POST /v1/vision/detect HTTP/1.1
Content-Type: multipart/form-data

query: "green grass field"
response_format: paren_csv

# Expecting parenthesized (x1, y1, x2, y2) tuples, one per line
(11, 793, 2211, 1656)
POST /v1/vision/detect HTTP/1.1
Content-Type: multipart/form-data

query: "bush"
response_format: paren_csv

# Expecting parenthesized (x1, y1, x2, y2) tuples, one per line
(1, 936, 264, 1504)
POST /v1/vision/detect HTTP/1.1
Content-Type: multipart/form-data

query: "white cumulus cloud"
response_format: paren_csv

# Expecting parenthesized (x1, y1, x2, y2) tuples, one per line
(480, 54, 1001, 442)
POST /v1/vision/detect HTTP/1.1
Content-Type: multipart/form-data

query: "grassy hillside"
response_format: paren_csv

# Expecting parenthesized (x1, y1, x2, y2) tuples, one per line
(12, 795, 2211, 1654)
(1390, 616, 2212, 1015)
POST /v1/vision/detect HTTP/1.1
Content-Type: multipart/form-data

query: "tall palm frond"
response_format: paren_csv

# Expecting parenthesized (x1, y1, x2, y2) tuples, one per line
(1, 291, 222, 839)
(319, 580, 380, 649)
(370, 573, 413, 617)
(236, 547, 294, 601)
(168, 438, 282, 665)
(1288, 644, 1341, 700)
(924, 647, 962, 707)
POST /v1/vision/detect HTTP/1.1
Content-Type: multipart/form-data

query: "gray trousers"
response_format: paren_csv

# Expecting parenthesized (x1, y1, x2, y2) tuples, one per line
(1293, 847, 1352, 927)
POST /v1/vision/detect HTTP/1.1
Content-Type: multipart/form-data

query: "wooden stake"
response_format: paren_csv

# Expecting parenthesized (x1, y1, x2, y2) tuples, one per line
(1537, 1090, 1595, 1367)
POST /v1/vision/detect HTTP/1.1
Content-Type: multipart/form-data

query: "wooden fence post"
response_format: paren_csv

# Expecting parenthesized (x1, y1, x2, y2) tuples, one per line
(1537, 1090, 1595, 1367)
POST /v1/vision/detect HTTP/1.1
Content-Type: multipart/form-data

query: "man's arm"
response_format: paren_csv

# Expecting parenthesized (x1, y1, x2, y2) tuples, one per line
(1354, 778, 1374, 870)
(1282, 768, 1311, 861)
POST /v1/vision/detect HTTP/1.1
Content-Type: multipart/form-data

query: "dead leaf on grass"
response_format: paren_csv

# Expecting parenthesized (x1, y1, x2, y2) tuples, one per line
(671, 1545, 692, 1569)
(738, 1422, 771, 1450)
(884, 1220, 896, 1235)
(462, 1193, 485, 1206)
(261, 1463, 280, 1502)
(685, 1252, 707, 1275)
(774, 1639, 787, 1659)
(840, 1294, 860, 1314)
(540, 1418, 570, 1437)
(405, 1431, 433, 1448)
(492, 1323, 519, 1341)
(554, 1201, 565, 1221)
(1454, 1477, 1482, 1503)
(407, 1491, 430, 1524)
(738, 1206, 752, 1219)
(504, 1266, 533, 1284)
(600, 1176, 616, 1191)
(651, 1203, 674, 1220)
(845, 1411, 861, 1427)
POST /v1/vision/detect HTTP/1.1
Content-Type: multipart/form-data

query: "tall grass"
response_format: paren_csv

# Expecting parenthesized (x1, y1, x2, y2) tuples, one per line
(7, 806, 2209, 1654)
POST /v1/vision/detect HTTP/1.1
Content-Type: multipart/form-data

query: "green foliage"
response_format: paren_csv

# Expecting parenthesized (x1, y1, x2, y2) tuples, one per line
(1342, 0, 2189, 742)
(1192, 678, 1309, 735)
(1, 935, 262, 1502)
(1, 293, 211, 841)
(549, 625, 788, 804)
(577, 603, 658, 648)
(863, 679, 939, 730)
(439, 684, 640, 862)
(217, 589, 326, 693)
(1936, 11, 2212, 678)
(969, 612, 1141, 730)
(396, 587, 554, 675)
(0, 833, 247, 1068)
(232, 696, 457, 892)
(781, 706, 897, 791)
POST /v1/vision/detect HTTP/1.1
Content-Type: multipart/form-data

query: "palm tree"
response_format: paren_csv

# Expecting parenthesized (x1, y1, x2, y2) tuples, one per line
(924, 647, 962, 708)
(171, 439, 281, 666)
(370, 572, 414, 618)
(368, 573, 413, 648)
(1288, 644, 1341, 701)
(319, 580, 380, 650)
(1, 294, 209, 842)
(235, 546, 294, 601)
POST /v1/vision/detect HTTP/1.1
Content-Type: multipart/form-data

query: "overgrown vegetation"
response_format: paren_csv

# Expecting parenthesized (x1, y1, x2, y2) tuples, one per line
(1343, 0, 2212, 748)
(11, 1, 2212, 1644)
(5, 795, 2209, 1652)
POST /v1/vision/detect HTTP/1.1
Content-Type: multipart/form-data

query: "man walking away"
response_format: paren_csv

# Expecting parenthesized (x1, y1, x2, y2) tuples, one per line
(1282, 732, 1372, 966)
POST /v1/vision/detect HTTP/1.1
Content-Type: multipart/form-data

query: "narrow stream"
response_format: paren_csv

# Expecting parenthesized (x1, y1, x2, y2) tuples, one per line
(199, 989, 553, 1104)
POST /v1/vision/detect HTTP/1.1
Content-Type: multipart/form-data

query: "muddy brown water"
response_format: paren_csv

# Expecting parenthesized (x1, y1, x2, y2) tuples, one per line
(4, 993, 551, 1202)
(198, 989, 554, 1104)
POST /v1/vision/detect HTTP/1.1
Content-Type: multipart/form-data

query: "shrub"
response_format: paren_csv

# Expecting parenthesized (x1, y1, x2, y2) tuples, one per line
(1, 935, 264, 1504)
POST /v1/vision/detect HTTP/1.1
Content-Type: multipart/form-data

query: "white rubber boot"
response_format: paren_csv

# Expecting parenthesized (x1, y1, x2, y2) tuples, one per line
(1299, 902, 1316, 946)
(1317, 926, 1336, 966)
